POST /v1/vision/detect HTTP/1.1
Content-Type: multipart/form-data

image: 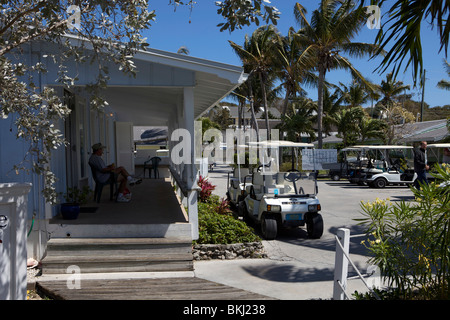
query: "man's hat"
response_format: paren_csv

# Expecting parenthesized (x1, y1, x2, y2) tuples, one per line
(92, 143, 106, 151)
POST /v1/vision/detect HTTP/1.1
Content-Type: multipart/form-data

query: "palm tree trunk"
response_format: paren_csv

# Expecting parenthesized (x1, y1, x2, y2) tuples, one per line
(248, 82, 260, 162)
(259, 72, 270, 141)
(317, 65, 325, 149)
(281, 88, 290, 119)
(248, 82, 259, 139)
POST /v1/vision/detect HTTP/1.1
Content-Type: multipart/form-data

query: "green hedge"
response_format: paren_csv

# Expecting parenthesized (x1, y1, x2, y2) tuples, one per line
(194, 195, 261, 245)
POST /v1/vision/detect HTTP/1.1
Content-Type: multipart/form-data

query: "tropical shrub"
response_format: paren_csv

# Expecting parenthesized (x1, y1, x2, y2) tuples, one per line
(197, 175, 215, 202)
(356, 164, 450, 299)
(195, 191, 260, 245)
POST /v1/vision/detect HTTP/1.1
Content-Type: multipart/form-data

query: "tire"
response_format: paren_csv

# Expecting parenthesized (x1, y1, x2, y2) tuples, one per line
(238, 201, 247, 218)
(331, 174, 340, 181)
(306, 213, 323, 239)
(374, 178, 387, 188)
(261, 214, 277, 240)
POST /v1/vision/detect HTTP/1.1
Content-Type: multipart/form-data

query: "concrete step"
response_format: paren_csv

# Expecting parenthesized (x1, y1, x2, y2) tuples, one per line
(42, 237, 193, 274)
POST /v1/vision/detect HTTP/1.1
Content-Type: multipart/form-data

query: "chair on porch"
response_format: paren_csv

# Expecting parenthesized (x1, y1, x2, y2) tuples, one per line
(143, 156, 161, 179)
(89, 164, 118, 203)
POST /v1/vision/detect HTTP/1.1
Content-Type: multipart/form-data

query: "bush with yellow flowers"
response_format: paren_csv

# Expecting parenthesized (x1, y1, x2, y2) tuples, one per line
(356, 164, 449, 299)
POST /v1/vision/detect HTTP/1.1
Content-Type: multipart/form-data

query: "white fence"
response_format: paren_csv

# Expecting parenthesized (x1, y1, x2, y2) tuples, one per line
(333, 228, 381, 300)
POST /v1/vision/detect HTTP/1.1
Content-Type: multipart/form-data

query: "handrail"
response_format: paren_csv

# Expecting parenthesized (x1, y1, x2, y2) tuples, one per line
(169, 166, 201, 198)
(169, 166, 189, 197)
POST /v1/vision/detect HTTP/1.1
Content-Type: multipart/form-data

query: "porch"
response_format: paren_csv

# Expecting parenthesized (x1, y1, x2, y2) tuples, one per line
(46, 175, 192, 239)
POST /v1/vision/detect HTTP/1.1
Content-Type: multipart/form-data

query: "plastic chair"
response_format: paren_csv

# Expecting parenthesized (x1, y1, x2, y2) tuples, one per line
(89, 164, 118, 203)
(143, 156, 161, 179)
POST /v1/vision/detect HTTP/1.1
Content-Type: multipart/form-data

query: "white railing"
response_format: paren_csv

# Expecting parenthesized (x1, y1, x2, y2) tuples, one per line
(333, 228, 381, 300)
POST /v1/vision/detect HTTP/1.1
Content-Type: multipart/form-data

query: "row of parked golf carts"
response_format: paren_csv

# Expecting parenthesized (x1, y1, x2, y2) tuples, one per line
(324, 143, 450, 188)
(226, 141, 323, 240)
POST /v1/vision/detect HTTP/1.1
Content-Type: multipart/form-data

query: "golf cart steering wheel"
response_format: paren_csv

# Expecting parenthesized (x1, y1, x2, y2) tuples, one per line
(284, 170, 301, 182)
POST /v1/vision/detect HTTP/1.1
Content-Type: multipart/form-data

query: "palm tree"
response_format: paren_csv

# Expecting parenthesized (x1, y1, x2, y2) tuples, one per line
(373, 0, 450, 86)
(378, 72, 411, 107)
(437, 59, 450, 91)
(339, 80, 371, 109)
(229, 25, 280, 140)
(358, 116, 387, 143)
(335, 107, 365, 147)
(293, 0, 380, 149)
(319, 86, 344, 136)
(274, 27, 317, 119)
(280, 97, 316, 142)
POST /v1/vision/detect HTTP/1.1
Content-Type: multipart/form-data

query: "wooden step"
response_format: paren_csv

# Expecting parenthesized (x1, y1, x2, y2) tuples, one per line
(42, 237, 193, 274)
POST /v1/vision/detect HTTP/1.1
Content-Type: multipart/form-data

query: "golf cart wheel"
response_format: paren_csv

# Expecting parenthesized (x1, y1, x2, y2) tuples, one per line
(306, 213, 323, 239)
(238, 201, 247, 218)
(331, 174, 340, 181)
(261, 214, 277, 240)
(374, 178, 387, 188)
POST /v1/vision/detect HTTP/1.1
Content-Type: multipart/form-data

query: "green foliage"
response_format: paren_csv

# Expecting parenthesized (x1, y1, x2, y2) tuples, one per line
(373, 0, 450, 86)
(62, 186, 93, 205)
(0, 1, 154, 204)
(356, 164, 450, 299)
(195, 195, 261, 245)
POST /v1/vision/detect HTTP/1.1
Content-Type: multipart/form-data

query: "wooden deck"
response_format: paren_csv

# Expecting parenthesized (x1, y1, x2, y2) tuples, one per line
(36, 277, 273, 300)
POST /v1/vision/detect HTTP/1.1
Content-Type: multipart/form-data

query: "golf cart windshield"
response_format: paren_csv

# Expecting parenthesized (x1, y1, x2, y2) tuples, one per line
(256, 171, 317, 197)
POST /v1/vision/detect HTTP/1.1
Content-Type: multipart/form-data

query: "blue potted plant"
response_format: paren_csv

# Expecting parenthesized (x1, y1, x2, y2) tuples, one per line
(60, 186, 92, 220)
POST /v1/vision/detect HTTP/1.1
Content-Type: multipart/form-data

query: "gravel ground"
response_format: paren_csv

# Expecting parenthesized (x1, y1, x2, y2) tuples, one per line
(27, 262, 45, 300)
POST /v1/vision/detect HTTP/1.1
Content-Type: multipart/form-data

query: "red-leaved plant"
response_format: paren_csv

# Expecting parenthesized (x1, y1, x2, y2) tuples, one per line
(216, 197, 232, 215)
(198, 175, 216, 202)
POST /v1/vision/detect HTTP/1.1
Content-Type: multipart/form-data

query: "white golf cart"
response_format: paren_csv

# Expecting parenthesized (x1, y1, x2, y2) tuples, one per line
(322, 147, 366, 182)
(236, 141, 323, 240)
(356, 145, 417, 188)
(226, 140, 312, 207)
(226, 166, 252, 208)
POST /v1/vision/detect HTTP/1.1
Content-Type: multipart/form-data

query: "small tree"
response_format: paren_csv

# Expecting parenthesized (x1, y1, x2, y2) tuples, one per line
(357, 164, 450, 299)
(0, 1, 154, 203)
(1, 0, 281, 203)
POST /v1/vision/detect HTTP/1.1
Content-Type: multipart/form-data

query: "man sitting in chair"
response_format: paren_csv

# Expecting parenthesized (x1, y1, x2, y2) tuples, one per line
(89, 143, 142, 202)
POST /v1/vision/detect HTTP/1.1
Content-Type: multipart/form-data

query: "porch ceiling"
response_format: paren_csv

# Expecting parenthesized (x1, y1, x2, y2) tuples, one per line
(41, 36, 247, 127)
(102, 87, 182, 126)
(102, 70, 244, 127)
(100, 47, 247, 127)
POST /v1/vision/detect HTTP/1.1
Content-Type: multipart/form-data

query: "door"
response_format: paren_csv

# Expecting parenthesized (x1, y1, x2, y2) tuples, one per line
(115, 122, 135, 175)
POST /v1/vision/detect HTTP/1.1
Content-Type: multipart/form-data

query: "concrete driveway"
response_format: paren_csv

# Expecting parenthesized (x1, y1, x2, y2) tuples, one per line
(194, 164, 414, 300)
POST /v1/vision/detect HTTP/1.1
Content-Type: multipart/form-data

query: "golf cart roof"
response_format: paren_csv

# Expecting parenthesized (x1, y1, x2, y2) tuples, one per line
(428, 143, 450, 148)
(352, 145, 413, 150)
(250, 140, 314, 148)
(341, 147, 364, 151)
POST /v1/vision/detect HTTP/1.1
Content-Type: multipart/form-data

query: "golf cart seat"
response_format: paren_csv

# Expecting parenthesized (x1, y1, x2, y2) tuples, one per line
(231, 167, 250, 187)
(250, 172, 287, 198)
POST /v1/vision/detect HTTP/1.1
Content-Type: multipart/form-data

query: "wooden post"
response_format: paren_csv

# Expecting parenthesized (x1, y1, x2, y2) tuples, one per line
(333, 228, 350, 300)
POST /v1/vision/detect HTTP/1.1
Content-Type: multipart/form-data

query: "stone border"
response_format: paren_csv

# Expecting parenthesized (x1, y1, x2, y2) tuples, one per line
(193, 242, 267, 260)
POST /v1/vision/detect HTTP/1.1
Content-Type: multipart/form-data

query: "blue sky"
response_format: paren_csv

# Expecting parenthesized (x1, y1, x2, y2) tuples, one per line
(144, 1, 449, 109)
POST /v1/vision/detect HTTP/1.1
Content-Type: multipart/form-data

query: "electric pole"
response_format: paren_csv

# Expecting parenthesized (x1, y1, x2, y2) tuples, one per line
(420, 69, 426, 122)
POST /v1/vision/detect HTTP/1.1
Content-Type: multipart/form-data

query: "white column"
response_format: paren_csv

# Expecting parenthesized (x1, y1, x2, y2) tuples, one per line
(333, 228, 350, 300)
(183, 87, 199, 240)
(0, 183, 32, 300)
